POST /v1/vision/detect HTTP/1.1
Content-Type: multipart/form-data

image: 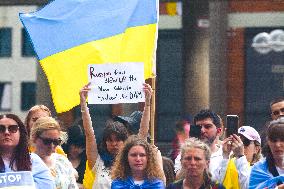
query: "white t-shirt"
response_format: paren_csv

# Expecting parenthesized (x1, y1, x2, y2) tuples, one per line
(134, 180, 144, 185)
(276, 166, 284, 175)
(92, 155, 111, 189)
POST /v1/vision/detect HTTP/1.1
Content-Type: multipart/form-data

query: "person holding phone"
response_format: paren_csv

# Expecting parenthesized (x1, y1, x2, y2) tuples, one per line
(215, 126, 261, 189)
(174, 109, 223, 181)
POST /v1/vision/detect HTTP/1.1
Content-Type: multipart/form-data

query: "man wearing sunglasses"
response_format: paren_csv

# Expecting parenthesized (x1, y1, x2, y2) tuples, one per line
(270, 97, 284, 120)
(216, 126, 261, 189)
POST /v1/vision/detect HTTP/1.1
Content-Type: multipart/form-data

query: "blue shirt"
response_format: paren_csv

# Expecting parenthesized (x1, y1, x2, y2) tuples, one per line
(249, 158, 284, 189)
(4, 153, 55, 189)
(111, 177, 165, 189)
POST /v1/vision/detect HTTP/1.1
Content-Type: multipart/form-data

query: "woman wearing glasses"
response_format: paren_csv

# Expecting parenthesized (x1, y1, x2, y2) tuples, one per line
(30, 116, 78, 189)
(0, 114, 54, 188)
(25, 105, 66, 156)
(215, 126, 261, 189)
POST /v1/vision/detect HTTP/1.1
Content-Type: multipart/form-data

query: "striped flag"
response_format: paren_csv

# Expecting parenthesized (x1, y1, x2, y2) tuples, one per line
(19, 0, 158, 113)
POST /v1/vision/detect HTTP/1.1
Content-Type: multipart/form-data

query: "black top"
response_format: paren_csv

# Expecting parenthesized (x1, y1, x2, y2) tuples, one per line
(166, 179, 226, 189)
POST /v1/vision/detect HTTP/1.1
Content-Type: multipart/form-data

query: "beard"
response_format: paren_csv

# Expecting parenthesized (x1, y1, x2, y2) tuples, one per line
(201, 135, 217, 146)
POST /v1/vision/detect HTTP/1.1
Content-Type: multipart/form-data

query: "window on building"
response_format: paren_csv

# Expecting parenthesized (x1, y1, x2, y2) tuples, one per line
(0, 82, 12, 111)
(21, 82, 36, 111)
(0, 28, 12, 57)
(22, 28, 35, 57)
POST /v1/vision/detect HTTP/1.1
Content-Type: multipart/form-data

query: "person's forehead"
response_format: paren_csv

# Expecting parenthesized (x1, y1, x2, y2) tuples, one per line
(0, 117, 17, 125)
(196, 118, 214, 125)
(41, 129, 60, 137)
(107, 133, 120, 140)
(271, 101, 284, 110)
(31, 110, 50, 118)
(183, 148, 205, 157)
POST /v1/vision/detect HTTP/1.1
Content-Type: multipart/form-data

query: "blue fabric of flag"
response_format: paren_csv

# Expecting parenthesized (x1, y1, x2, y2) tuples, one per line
(19, 0, 157, 60)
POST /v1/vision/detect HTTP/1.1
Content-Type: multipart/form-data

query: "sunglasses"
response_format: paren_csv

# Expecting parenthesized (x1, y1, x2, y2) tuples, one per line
(38, 136, 62, 146)
(0, 125, 19, 134)
(272, 108, 284, 116)
(240, 136, 252, 146)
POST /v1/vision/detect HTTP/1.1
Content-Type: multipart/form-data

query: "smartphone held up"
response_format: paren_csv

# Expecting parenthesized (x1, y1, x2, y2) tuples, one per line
(226, 115, 239, 137)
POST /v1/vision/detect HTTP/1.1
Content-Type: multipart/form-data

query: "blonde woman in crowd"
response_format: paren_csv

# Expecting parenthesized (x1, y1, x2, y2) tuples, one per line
(167, 138, 225, 189)
(30, 116, 78, 189)
(25, 105, 65, 156)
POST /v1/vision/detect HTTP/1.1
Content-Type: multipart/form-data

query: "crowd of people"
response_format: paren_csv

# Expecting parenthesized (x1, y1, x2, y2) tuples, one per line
(0, 83, 283, 189)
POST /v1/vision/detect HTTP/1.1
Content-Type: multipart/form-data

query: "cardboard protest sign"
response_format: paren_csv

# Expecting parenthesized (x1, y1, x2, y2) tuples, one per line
(0, 171, 36, 189)
(88, 62, 145, 104)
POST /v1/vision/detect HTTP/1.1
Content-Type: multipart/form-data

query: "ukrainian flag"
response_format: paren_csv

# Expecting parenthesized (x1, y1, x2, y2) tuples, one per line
(19, 0, 158, 113)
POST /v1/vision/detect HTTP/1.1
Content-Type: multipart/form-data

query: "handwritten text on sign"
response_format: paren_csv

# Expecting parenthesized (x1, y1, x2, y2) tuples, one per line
(88, 63, 145, 104)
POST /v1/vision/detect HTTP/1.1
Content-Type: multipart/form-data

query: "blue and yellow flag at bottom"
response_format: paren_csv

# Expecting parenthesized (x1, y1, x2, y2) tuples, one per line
(19, 0, 158, 113)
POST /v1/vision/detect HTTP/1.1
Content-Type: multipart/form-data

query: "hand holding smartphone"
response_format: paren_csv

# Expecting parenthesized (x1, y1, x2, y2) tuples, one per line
(226, 115, 239, 137)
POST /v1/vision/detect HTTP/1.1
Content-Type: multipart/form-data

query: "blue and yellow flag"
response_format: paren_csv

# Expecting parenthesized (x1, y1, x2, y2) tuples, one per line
(19, 0, 158, 113)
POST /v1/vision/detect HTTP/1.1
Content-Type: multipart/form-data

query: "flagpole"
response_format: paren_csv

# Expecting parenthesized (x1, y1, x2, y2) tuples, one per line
(150, 77, 156, 145)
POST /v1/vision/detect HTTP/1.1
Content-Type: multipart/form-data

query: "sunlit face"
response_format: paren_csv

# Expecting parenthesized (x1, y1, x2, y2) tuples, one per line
(196, 118, 220, 145)
(271, 101, 284, 120)
(106, 134, 124, 155)
(0, 118, 20, 151)
(128, 145, 148, 174)
(181, 148, 209, 178)
(268, 138, 284, 161)
(34, 129, 61, 156)
(27, 110, 50, 134)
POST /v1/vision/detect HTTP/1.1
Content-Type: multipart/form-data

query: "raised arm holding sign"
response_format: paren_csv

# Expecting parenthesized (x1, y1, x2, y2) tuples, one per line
(79, 82, 152, 189)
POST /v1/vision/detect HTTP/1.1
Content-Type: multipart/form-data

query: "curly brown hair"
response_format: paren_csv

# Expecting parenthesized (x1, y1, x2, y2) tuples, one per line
(111, 135, 164, 181)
